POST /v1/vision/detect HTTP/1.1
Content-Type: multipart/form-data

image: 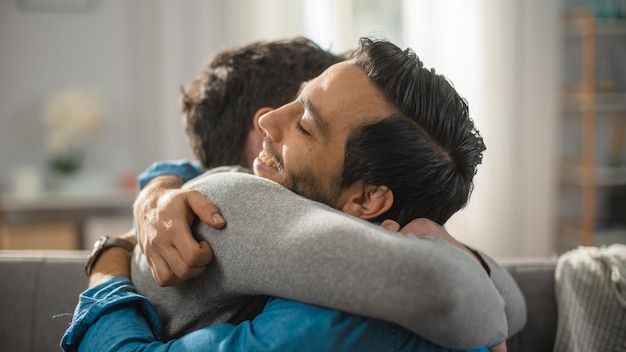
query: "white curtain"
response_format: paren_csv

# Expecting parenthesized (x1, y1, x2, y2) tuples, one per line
(402, 0, 562, 257)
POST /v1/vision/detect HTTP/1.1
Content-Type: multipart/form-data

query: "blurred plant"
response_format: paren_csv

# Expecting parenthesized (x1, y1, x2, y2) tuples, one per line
(43, 88, 106, 175)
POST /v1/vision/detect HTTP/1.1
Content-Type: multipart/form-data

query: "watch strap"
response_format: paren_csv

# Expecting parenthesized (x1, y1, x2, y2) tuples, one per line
(85, 235, 135, 276)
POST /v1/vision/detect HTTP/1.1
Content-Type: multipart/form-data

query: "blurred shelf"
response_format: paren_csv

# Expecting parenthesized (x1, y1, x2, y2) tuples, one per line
(3, 189, 135, 213)
(557, 218, 626, 253)
(566, 17, 626, 36)
(564, 92, 626, 112)
(557, 8, 626, 252)
(561, 165, 626, 186)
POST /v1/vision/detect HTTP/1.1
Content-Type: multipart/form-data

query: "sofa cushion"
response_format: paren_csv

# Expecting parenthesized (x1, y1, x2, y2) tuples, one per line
(0, 251, 88, 352)
(0, 251, 558, 352)
(503, 258, 558, 352)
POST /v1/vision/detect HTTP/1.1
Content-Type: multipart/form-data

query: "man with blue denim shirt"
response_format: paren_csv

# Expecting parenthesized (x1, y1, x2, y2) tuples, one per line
(61, 37, 520, 350)
(62, 276, 488, 351)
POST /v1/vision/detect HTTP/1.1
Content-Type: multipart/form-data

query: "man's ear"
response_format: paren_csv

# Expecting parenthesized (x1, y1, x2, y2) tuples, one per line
(340, 182, 394, 221)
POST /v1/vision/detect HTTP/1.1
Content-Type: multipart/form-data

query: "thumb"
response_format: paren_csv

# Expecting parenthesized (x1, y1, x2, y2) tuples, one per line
(380, 219, 401, 232)
(187, 191, 226, 229)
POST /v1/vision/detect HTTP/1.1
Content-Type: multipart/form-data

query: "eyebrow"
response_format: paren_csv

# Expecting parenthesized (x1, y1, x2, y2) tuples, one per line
(299, 93, 329, 141)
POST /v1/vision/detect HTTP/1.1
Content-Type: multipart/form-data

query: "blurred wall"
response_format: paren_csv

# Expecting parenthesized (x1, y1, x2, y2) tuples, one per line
(0, 0, 562, 257)
(0, 0, 304, 192)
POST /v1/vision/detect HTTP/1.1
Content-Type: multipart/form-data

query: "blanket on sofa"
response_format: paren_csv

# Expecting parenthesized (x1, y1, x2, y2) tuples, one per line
(553, 244, 626, 352)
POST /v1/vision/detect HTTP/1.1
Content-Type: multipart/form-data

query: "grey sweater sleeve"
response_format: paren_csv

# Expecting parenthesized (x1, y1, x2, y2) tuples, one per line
(180, 172, 509, 347)
(479, 252, 528, 337)
(131, 171, 514, 348)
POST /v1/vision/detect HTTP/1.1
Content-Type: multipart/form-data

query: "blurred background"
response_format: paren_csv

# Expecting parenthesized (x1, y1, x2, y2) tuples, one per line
(0, 0, 624, 258)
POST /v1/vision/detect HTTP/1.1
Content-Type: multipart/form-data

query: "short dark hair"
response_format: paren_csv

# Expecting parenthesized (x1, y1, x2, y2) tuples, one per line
(181, 37, 343, 169)
(342, 37, 486, 226)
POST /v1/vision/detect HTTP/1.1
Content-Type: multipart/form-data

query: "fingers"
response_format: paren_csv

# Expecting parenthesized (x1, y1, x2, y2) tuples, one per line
(173, 234, 214, 268)
(380, 219, 401, 232)
(147, 241, 212, 286)
(132, 182, 222, 286)
(148, 227, 213, 286)
(380, 218, 438, 236)
(398, 218, 438, 236)
(187, 191, 226, 229)
(145, 248, 184, 286)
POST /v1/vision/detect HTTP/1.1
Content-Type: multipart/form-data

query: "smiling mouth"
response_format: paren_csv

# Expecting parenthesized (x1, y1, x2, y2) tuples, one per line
(256, 136, 284, 174)
(258, 149, 278, 168)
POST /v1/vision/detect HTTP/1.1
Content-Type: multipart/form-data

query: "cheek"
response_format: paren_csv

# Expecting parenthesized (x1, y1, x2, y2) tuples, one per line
(282, 135, 312, 161)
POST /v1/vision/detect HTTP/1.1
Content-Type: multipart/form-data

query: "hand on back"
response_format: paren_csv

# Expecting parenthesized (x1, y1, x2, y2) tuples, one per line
(133, 175, 226, 286)
(380, 218, 482, 265)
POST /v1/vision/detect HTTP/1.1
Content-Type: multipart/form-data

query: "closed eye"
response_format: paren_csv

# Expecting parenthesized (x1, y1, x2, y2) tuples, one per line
(296, 122, 310, 136)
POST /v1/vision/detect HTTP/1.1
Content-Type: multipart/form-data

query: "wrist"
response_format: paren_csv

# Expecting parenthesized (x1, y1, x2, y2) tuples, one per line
(146, 175, 186, 191)
(85, 235, 135, 277)
(88, 247, 133, 287)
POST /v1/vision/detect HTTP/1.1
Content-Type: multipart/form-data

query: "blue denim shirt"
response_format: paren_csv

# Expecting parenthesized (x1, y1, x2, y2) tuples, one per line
(61, 276, 487, 352)
(137, 159, 203, 189)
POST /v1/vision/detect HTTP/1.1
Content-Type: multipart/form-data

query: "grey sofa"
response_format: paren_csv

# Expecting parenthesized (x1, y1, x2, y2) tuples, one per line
(0, 250, 557, 352)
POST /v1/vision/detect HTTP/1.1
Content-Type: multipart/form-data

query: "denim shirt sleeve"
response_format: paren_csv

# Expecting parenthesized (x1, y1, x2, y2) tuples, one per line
(138, 160, 202, 190)
(60, 276, 164, 352)
(60, 279, 389, 352)
(61, 280, 486, 352)
(60, 278, 391, 352)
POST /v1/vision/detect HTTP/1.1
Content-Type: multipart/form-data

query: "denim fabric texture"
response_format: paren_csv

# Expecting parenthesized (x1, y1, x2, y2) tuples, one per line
(61, 276, 487, 352)
(138, 159, 202, 189)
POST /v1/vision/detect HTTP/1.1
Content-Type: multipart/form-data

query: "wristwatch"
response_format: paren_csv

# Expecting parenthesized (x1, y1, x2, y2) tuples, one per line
(85, 235, 135, 276)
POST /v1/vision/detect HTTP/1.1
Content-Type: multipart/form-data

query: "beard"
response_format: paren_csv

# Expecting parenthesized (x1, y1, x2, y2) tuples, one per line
(263, 137, 343, 208)
(284, 168, 343, 209)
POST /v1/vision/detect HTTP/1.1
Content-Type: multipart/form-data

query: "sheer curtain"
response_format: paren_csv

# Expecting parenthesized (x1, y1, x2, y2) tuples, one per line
(405, 1, 561, 257)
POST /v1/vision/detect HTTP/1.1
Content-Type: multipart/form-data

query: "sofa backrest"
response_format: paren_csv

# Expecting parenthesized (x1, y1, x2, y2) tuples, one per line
(502, 258, 558, 352)
(0, 251, 557, 352)
(0, 251, 88, 352)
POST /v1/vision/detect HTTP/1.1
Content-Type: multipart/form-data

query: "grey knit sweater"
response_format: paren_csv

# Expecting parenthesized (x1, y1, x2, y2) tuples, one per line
(131, 171, 526, 349)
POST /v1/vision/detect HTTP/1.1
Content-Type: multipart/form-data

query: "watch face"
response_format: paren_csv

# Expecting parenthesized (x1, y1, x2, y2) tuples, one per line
(96, 236, 108, 247)
(90, 236, 108, 255)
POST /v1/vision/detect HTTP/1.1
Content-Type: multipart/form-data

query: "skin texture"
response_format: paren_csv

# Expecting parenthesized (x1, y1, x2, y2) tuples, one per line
(253, 62, 396, 211)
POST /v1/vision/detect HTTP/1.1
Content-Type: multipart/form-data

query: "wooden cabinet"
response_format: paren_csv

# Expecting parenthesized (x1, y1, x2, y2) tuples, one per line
(558, 9, 626, 252)
(1, 190, 134, 250)
(1, 222, 79, 250)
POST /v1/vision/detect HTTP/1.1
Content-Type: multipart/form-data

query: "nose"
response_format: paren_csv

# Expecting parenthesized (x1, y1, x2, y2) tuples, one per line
(258, 102, 297, 142)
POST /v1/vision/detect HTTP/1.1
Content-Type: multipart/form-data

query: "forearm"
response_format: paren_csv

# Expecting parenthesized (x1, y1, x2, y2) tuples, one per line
(219, 226, 506, 348)
(61, 276, 164, 352)
(184, 172, 507, 348)
(65, 278, 248, 352)
(478, 252, 527, 337)
(66, 278, 371, 352)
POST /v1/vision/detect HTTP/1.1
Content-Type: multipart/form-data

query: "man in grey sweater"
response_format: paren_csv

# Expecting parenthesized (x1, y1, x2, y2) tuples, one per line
(125, 37, 524, 350)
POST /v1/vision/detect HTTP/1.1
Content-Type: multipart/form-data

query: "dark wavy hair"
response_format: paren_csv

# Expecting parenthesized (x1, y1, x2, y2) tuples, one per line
(341, 37, 486, 226)
(181, 37, 343, 169)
